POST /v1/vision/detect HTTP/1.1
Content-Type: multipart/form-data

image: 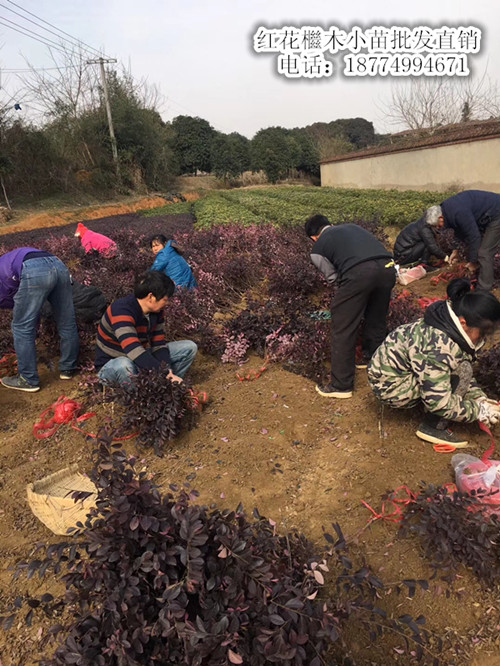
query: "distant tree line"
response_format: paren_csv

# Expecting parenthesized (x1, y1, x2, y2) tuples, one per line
(0, 49, 377, 202)
(169, 115, 376, 184)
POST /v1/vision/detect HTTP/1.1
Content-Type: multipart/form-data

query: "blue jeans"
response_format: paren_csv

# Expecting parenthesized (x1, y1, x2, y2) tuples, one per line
(12, 256, 79, 386)
(97, 340, 198, 386)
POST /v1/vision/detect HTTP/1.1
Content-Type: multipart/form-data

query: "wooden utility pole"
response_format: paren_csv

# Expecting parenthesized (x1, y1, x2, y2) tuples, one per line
(87, 57, 120, 180)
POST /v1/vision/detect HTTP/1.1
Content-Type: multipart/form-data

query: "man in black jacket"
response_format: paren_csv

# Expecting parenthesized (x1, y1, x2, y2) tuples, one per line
(425, 190, 500, 291)
(305, 215, 396, 399)
(394, 215, 455, 267)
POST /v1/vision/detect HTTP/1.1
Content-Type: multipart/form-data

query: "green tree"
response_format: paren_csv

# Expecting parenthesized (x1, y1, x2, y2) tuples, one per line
(289, 130, 320, 177)
(334, 118, 375, 148)
(100, 73, 177, 189)
(303, 117, 375, 159)
(285, 134, 302, 173)
(228, 132, 251, 174)
(1, 120, 65, 198)
(170, 115, 216, 174)
(211, 132, 250, 180)
(10, 48, 178, 197)
(251, 127, 293, 183)
(251, 127, 319, 182)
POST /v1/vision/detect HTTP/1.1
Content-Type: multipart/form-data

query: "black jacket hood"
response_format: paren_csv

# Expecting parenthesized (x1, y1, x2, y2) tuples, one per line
(424, 299, 476, 356)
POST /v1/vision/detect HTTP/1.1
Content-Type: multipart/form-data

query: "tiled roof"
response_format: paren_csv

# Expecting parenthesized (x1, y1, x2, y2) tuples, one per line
(321, 118, 500, 164)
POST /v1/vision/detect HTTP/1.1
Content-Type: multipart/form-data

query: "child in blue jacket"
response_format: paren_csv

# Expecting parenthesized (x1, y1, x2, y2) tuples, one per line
(150, 235, 197, 290)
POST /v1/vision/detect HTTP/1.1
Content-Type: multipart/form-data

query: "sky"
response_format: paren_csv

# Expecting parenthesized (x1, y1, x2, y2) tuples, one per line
(0, 0, 499, 138)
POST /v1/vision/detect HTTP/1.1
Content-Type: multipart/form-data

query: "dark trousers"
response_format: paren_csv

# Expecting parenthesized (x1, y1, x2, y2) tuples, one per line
(477, 218, 500, 291)
(395, 242, 430, 266)
(330, 259, 396, 391)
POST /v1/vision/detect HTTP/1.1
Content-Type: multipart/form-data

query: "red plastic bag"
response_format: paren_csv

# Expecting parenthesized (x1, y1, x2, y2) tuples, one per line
(0, 353, 17, 378)
(452, 454, 500, 518)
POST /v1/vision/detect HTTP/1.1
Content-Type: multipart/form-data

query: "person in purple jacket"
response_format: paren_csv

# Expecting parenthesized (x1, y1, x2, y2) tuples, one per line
(0, 248, 79, 392)
(425, 190, 500, 291)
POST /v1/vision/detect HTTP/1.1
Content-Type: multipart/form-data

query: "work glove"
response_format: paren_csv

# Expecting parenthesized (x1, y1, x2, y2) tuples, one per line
(478, 399, 500, 426)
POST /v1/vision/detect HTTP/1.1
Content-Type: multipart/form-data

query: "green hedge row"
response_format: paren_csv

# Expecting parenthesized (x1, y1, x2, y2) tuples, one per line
(193, 193, 261, 228)
(192, 186, 449, 229)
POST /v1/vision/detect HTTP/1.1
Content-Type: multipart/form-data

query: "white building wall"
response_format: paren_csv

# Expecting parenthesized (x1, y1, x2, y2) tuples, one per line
(320, 138, 500, 193)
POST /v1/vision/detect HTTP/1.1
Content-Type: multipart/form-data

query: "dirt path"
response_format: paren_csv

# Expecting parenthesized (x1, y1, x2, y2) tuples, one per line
(0, 193, 198, 237)
(0, 345, 499, 664)
(0, 210, 499, 664)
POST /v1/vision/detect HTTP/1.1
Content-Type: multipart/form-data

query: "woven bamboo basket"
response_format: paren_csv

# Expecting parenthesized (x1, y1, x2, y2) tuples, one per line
(27, 464, 97, 535)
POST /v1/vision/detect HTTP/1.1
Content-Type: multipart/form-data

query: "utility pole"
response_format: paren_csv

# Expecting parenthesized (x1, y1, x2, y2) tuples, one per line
(86, 57, 120, 180)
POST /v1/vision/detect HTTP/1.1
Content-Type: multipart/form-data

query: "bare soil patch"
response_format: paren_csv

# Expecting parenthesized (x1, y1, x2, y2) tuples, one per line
(0, 194, 201, 237)
(0, 216, 499, 665)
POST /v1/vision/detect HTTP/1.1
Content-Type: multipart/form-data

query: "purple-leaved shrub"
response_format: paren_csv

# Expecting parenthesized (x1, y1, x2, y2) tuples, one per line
(4, 436, 432, 665)
(475, 343, 500, 398)
(112, 366, 198, 456)
(387, 292, 424, 332)
(4, 213, 465, 384)
(221, 332, 250, 365)
(400, 483, 500, 584)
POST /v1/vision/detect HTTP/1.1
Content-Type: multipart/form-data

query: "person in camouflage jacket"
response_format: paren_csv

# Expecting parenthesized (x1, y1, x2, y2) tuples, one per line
(368, 279, 500, 446)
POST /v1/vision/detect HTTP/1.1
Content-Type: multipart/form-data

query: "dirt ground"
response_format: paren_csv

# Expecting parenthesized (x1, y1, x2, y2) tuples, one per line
(0, 193, 199, 237)
(0, 217, 499, 664)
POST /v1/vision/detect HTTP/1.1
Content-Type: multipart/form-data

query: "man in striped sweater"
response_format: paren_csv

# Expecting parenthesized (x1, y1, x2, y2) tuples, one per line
(95, 271, 197, 387)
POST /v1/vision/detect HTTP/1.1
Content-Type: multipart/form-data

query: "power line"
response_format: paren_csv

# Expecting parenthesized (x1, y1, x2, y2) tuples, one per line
(5, 0, 109, 59)
(1, 65, 80, 72)
(0, 2, 102, 60)
(0, 18, 68, 55)
(0, 14, 91, 56)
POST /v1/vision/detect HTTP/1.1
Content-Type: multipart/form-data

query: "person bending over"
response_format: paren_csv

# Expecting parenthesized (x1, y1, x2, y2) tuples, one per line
(425, 190, 500, 290)
(0, 247, 79, 392)
(75, 223, 117, 257)
(305, 215, 396, 399)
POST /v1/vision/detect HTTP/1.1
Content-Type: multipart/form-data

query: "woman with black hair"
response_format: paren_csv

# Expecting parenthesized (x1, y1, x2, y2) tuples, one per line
(368, 279, 500, 447)
(150, 234, 197, 291)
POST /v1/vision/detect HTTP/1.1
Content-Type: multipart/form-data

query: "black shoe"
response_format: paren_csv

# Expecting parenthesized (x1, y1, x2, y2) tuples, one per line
(315, 383, 353, 398)
(416, 422, 468, 447)
(355, 352, 371, 369)
(60, 369, 79, 380)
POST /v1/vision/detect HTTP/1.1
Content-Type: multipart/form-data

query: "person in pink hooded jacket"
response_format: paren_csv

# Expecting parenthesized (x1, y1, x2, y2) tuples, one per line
(75, 223, 117, 257)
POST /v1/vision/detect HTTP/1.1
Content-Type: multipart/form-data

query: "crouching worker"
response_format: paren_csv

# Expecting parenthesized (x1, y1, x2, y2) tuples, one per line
(150, 234, 197, 291)
(75, 223, 117, 257)
(393, 214, 457, 268)
(368, 278, 500, 447)
(95, 271, 197, 387)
